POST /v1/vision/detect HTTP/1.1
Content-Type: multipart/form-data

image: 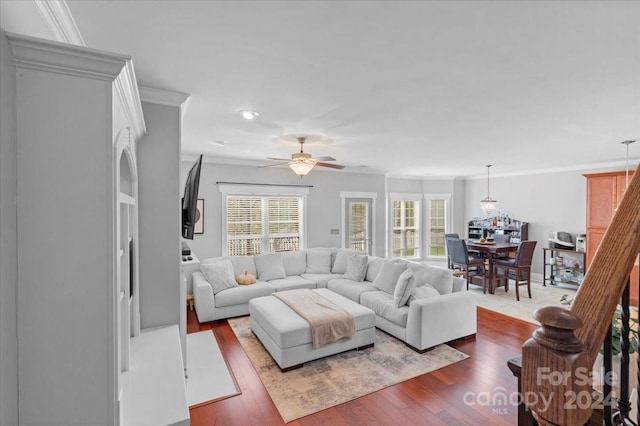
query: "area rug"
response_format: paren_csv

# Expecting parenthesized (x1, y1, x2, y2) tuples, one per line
(469, 280, 577, 324)
(228, 316, 469, 423)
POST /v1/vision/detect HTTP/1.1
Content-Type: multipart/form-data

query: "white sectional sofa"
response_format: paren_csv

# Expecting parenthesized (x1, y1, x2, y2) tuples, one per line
(192, 248, 477, 352)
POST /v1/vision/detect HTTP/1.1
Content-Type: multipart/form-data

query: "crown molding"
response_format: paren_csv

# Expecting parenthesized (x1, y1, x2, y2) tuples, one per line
(8, 32, 128, 80)
(180, 154, 387, 175)
(113, 61, 146, 141)
(465, 158, 640, 180)
(33, 0, 85, 46)
(139, 86, 190, 107)
(8, 32, 146, 141)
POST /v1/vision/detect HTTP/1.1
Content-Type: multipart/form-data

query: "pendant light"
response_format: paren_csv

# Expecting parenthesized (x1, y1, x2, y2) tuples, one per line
(621, 139, 637, 189)
(480, 164, 497, 217)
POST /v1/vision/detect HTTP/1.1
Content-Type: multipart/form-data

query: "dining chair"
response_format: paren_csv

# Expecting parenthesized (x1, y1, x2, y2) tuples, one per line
(492, 234, 510, 244)
(444, 233, 460, 269)
(491, 234, 511, 260)
(492, 240, 537, 301)
(448, 237, 487, 292)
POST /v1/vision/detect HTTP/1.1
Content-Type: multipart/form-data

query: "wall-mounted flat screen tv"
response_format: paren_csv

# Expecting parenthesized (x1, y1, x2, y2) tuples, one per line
(181, 154, 202, 240)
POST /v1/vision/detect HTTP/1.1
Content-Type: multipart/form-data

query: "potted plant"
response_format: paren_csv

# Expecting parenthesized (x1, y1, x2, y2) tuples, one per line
(560, 294, 639, 401)
(560, 294, 638, 356)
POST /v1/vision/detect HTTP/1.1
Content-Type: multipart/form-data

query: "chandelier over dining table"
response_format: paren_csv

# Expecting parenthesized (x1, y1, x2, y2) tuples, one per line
(480, 164, 497, 217)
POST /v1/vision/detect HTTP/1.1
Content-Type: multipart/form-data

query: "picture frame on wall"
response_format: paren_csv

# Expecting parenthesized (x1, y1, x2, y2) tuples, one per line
(194, 199, 204, 234)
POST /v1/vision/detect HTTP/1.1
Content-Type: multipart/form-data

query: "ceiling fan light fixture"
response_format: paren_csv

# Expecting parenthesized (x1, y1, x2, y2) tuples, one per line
(238, 110, 259, 120)
(289, 160, 314, 177)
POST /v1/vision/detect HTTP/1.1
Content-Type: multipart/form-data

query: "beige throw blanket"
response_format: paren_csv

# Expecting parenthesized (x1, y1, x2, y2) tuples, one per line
(273, 289, 355, 349)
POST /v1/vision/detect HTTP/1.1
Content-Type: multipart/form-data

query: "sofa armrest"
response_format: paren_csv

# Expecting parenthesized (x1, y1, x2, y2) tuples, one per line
(452, 276, 465, 292)
(192, 271, 216, 323)
(405, 289, 477, 351)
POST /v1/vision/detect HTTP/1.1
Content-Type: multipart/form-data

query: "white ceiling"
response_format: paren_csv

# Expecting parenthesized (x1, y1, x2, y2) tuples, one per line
(2, 0, 639, 177)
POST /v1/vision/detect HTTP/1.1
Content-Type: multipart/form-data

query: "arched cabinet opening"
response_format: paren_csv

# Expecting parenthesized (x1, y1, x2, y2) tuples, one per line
(116, 130, 140, 385)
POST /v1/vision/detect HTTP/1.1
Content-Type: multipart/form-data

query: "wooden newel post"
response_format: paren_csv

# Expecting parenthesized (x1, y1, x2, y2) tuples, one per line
(522, 306, 592, 426)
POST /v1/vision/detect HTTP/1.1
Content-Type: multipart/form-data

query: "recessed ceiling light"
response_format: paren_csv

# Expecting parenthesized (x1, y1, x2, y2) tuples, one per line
(211, 140, 226, 147)
(239, 110, 259, 120)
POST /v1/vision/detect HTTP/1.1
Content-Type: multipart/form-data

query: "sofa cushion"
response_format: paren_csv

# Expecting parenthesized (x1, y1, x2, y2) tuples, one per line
(359, 291, 409, 327)
(331, 248, 357, 274)
(300, 273, 345, 289)
(306, 247, 337, 269)
(327, 278, 377, 303)
(214, 281, 275, 307)
(393, 268, 416, 307)
(281, 251, 307, 276)
(408, 283, 440, 306)
(365, 256, 385, 282)
(255, 253, 286, 281)
(342, 252, 368, 282)
(269, 276, 317, 292)
(305, 250, 332, 273)
(406, 263, 454, 295)
(226, 255, 257, 277)
(200, 260, 238, 294)
(372, 261, 408, 294)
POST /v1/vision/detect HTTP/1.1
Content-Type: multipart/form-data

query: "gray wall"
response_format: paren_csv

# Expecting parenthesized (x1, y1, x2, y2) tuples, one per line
(180, 161, 389, 259)
(180, 162, 469, 262)
(0, 29, 18, 426)
(182, 158, 640, 280)
(463, 165, 638, 276)
(137, 102, 182, 329)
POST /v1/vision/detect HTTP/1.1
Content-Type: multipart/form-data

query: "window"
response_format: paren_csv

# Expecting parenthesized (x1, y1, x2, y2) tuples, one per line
(390, 194, 421, 259)
(341, 192, 377, 255)
(425, 195, 450, 258)
(226, 196, 303, 255)
(220, 184, 309, 256)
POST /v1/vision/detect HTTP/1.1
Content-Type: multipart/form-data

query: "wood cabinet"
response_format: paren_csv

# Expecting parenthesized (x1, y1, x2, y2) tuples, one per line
(584, 170, 639, 304)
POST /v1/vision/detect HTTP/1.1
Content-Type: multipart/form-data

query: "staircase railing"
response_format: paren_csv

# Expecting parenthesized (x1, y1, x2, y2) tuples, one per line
(520, 163, 640, 425)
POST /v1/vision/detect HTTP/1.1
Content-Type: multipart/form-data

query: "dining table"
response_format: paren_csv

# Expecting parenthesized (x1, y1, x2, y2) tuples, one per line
(466, 240, 520, 294)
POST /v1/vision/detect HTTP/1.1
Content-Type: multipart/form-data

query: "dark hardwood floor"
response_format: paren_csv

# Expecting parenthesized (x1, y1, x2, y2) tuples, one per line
(187, 306, 537, 425)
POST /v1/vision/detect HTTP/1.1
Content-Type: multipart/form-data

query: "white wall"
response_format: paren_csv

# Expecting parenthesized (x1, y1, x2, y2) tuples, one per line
(137, 101, 182, 329)
(0, 29, 18, 426)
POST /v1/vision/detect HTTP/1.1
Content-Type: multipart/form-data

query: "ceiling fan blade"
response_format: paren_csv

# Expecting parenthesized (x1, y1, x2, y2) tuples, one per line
(311, 156, 336, 162)
(267, 157, 291, 161)
(316, 162, 345, 170)
(259, 162, 290, 168)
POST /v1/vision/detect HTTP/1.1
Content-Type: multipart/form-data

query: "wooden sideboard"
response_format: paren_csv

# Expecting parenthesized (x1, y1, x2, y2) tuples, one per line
(584, 170, 639, 304)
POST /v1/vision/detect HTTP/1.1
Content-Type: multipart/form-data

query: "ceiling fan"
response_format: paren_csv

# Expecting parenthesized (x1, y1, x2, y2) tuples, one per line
(263, 137, 345, 176)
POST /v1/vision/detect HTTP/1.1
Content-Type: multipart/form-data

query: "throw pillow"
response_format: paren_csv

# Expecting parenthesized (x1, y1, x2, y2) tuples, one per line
(254, 253, 286, 281)
(372, 261, 408, 294)
(226, 255, 257, 277)
(200, 260, 238, 294)
(408, 283, 441, 306)
(393, 268, 416, 307)
(365, 257, 385, 282)
(410, 264, 454, 295)
(305, 250, 332, 273)
(342, 252, 368, 281)
(281, 251, 307, 276)
(332, 248, 356, 274)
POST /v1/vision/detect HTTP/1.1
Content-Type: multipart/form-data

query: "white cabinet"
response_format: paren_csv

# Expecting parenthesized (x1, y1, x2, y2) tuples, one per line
(9, 33, 145, 425)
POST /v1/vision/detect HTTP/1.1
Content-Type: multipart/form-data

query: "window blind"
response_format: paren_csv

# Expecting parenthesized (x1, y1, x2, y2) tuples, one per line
(226, 195, 302, 255)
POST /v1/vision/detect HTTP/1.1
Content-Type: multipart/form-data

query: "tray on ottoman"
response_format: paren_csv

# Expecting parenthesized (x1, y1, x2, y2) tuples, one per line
(249, 288, 376, 370)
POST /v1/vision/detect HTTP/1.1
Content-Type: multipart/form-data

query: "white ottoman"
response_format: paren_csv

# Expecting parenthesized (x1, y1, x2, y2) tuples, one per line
(249, 288, 376, 370)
